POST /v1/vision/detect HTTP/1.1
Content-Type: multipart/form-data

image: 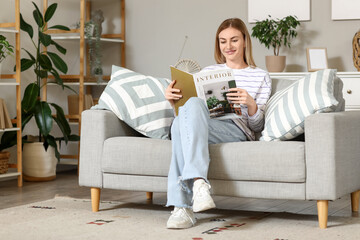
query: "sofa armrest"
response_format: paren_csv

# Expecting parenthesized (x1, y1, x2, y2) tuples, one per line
(79, 109, 143, 188)
(305, 111, 360, 200)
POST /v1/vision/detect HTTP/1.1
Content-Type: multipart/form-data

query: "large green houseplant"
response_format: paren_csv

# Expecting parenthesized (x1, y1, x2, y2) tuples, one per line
(251, 15, 300, 72)
(14, 2, 78, 180)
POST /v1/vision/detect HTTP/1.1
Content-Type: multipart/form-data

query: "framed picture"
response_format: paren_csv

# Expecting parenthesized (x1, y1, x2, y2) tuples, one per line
(248, 0, 310, 23)
(332, 0, 360, 20)
(306, 48, 328, 72)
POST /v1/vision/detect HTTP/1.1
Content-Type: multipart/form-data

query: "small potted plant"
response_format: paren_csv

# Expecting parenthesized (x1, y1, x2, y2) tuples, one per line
(0, 34, 14, 74)
(251, 15, 300, 72)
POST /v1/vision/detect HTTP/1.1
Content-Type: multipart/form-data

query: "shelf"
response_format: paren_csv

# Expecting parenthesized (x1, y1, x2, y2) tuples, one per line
(0, 28, 18, 33)
(0, 74, 17, 80)
(51, 35, 124, 43)
(58, 159, 78, 166)
(0, 82, 19, 86)
(0, 128, 20, 133)
(0, 169, 21, 179)
(47, 81, 108, 86)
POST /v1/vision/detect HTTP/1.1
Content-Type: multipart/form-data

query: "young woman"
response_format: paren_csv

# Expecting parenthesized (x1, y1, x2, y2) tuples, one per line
(165, 18, 271, 229)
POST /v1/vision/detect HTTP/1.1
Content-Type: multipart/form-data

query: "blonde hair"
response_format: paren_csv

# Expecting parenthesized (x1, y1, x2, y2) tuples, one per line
(214, 18, 256, 67)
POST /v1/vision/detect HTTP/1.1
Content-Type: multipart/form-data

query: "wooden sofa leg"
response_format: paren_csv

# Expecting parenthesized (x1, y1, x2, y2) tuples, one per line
(317, 200, 328, 229)
(91, 187, 101, 212)
(146, 192, 153, 200)
(351, 190, 360, 212)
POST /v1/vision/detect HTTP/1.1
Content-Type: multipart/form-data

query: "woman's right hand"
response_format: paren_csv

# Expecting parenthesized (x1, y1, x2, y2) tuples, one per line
(165, 80, 182, 107)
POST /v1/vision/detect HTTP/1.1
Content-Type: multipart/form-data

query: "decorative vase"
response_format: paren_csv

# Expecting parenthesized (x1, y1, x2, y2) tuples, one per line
(265, 56, 286, 72)
(353, 30, 360, 71)
(0, 151, 10, 174)
(23, 142, 57, 181)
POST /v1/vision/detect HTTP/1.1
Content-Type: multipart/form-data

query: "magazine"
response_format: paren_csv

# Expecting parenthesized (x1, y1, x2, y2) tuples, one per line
(170, 66, 242, 120)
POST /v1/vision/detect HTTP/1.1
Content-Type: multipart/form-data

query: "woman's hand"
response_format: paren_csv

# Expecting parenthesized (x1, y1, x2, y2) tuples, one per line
(226, 88, 258, 116)
(165, 80, 182, 107)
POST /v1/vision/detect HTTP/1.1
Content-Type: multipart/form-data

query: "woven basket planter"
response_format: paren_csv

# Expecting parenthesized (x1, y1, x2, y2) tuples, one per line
(0, 151, 10, 174)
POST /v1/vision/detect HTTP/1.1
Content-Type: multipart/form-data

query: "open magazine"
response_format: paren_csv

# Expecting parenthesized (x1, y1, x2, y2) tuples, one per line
(170, 66, 242, 120)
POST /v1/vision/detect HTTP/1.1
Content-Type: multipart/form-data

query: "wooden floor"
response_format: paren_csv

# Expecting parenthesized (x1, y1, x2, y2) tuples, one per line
(0, 170, 355, 218)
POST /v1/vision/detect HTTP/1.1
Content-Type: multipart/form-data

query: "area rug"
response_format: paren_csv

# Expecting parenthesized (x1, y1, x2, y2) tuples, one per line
(0, 196, 359, 240)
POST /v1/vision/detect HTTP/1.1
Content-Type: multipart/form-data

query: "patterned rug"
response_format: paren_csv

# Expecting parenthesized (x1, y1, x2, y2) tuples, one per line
(0, 196, 359, 240)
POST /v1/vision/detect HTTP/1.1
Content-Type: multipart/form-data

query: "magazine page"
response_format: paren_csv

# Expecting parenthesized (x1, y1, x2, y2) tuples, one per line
(193, 69, 242, 120)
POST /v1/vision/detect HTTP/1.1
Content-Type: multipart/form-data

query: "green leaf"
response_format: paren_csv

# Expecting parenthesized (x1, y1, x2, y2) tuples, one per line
(21, 112, 33, 130)
(39, 31, 51, 47)
(19, 58, 35, 72)
(51, 40, 66, 54)
(0, 131, 17, 151)
(48, 25, 70, 31)
(35, 69, 48, 78)
(68, 134, 80, 141)
(32, 2, 44, 28)
(50, 70, 63, 87)
(45, 135, 60, 161)
(39, 54, 52, 70)
(20, 14, 33, 39)
(23, 49, 36, 61)
(22, 83, 39, 113)
(47, 51, 68, 74)
(34, 101, 53, 136)
(44, 3, 57, 22)
(50, 71, 78, 95)
(50, 103, 71, 140)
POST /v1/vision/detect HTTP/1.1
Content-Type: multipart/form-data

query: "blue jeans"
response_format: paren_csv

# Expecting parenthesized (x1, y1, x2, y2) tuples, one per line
(166, 97, 247, 208)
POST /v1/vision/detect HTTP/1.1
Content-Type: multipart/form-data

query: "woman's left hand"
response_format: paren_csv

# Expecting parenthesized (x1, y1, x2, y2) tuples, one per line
(226, 88, 258, 116)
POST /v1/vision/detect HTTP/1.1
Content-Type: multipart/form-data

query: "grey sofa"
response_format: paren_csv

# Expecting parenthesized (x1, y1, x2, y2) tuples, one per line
(79, 77, 360, 229)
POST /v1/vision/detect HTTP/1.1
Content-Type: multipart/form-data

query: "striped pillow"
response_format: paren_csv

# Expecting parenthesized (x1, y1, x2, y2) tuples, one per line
(260, 69, 339, 141)
(92, 66, 174, 139)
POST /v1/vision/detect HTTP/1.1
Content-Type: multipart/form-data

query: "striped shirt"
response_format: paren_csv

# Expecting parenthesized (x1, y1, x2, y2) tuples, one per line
(202, 64, 271, 140)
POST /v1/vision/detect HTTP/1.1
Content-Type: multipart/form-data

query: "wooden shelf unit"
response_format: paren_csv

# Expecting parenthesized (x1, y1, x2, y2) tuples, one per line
(0, 0, 23, 187)
(41, 0, 126, 167)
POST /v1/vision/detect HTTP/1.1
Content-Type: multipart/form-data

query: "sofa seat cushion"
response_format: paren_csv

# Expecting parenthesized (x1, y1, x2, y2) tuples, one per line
(102, 137, 305, 183)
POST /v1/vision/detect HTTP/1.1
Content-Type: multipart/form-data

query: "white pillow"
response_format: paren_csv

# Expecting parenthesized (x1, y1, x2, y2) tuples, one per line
(92, 66, 174, 139)
(260, 69, 339, 141)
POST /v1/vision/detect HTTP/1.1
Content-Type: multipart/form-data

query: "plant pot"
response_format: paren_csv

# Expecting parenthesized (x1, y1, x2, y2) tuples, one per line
(23, 142, 57, 181)
(265, 56, 286, 72)
(0, 151, 10, 174)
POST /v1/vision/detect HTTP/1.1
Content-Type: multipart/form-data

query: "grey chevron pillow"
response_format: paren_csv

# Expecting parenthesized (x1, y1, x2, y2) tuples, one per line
(260, 69, 340, 141)
(92, 66, 174, 139)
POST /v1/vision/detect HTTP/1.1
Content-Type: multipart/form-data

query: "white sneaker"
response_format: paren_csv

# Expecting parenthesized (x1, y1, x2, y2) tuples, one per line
(192, 179, 216, 212)
(166, 207, 196, 229)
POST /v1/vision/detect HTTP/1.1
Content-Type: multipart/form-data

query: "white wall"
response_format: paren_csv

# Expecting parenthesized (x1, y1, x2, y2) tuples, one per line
(124, 0, 360, 76)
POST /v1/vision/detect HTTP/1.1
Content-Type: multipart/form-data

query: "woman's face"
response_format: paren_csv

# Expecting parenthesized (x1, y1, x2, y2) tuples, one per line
(218, 27, 245, 64)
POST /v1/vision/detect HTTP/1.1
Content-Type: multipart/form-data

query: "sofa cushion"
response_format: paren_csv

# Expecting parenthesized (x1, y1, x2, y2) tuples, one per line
(92, 65, 174, 140)
(102, 137, 305, 183)
(260, 69, 340, 141)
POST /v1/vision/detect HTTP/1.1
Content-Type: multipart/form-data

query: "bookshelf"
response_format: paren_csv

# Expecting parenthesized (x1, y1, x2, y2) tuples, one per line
(0, 0, 22, 186)
(42, 0, 125, 166)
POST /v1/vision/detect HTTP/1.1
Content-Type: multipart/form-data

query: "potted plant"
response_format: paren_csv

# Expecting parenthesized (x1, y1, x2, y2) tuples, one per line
(251, 15, 300, 72)
(0, 34, 14, 68)
(0, 34, 14, 71)
(16, 2, 79, 181)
